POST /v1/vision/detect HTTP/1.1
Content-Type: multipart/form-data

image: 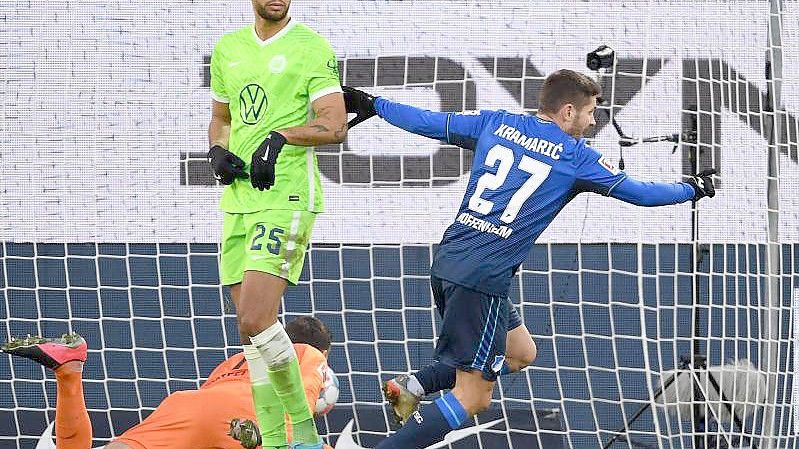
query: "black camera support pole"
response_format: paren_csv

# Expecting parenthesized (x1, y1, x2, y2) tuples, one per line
(586, 45, 696, 170)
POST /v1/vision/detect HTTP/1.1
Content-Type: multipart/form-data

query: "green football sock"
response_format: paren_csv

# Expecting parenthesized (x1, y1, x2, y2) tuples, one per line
(244, 344, 288, 448)
(251, 382, 288, 448)
(268, 358, 320, 444)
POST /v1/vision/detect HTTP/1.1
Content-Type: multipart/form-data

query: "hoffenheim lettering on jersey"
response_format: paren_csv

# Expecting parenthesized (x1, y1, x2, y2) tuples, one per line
(493, 124, 564, 160)
(456, 212, 513, 239)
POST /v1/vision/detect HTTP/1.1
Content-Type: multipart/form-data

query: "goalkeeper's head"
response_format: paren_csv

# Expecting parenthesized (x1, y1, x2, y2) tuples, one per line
(286, 316, 332, 356)
(538, 69, 601, 139)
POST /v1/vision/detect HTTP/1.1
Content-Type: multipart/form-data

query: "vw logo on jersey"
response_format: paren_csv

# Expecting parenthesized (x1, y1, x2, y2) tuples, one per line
(269, 54, 287, 74)
(239, 83, 267, 125)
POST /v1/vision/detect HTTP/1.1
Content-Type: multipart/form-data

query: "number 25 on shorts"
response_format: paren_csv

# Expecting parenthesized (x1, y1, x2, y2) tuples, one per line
(250, 224, 284, 255)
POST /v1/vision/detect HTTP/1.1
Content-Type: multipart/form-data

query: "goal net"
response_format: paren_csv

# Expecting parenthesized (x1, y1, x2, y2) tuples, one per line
(1, 1, 798, 449)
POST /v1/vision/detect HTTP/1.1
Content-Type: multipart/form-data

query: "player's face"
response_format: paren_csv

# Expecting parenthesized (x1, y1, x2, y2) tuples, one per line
(253, 0, 291, 21)
(564, 96, 597, 138)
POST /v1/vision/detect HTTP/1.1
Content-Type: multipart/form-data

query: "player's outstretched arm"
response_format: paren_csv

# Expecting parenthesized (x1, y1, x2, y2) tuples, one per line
(575, 147, 716, 207)
(344, 86, 448, 139)
(374, 97, 452, 140)
(609, 169, 716, 206)
(343, 86, 494, 150)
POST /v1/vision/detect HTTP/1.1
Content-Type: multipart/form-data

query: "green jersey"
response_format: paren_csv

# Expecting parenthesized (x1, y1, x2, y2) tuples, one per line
(210, 21, 341, 213)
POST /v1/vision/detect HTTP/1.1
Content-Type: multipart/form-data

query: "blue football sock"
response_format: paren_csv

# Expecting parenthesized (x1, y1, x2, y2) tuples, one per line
(375, 392, 468, 449)
(414, 361, 514, 395)
(413, 362, 457, 395)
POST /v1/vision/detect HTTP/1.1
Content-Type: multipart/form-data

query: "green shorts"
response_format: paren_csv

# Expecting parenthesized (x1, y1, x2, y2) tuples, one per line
(220, 209, 317, 286)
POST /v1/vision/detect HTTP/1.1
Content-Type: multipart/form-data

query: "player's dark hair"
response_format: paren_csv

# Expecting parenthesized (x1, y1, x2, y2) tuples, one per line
(286, 316, 332, 352)
(538, 69, 601, 114)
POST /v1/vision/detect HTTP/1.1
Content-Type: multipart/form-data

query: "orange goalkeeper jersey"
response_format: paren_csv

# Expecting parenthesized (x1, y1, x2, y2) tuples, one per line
(203, 343, 327, 399)
(115, 343, 329, 449)
(201, 343, 328, 410)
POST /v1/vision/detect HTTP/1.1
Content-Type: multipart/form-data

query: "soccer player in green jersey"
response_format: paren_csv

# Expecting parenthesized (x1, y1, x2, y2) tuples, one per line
(206, 1, 347, 448)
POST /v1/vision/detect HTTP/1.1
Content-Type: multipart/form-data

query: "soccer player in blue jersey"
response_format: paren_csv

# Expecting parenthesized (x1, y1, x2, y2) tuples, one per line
(343, 69, 716, 449)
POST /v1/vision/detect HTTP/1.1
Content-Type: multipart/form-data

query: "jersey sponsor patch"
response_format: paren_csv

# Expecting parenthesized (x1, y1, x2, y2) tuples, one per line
(598, 156, 620, 175)
(239, 83, 268, 124)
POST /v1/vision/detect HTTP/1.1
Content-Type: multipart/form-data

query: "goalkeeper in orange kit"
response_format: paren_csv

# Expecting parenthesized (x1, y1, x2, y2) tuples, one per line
(1, 316, 336, 449)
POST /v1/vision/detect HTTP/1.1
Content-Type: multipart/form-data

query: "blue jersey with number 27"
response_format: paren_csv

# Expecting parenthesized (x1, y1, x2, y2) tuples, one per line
(374, 98, 695, 296)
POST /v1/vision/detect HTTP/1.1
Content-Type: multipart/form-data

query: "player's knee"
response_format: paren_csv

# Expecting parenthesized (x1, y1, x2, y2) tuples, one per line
(249, 322, 296, 368)
(238, 313, 280, 337)
(239, 315, 271, 338)
(453, 394, 489, 416)
(515, 338, 537, 369)
(476, 390, 493, 413)
(506, 331, 537, 372)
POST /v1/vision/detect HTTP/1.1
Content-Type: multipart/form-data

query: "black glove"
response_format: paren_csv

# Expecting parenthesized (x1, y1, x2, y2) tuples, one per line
(207, 145, 247, 185)
(686, 169, 717, 201)
(251, 131, 287, 191)
(343, 86, 377, 127)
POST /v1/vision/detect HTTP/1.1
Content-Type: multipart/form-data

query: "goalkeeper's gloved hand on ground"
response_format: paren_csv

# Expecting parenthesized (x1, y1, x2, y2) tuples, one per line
(686, 169, 717, 201)
(207, 145, 247, 185)
(343, 86, 377, 127)
(251, 131, 287, 191)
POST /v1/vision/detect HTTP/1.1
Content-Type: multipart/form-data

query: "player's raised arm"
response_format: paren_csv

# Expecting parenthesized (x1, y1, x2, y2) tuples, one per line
(343, 86, 495, 150)
(575, 146, 716, 206)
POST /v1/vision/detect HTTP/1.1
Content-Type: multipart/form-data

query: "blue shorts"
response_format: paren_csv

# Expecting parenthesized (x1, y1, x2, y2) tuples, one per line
(431, 276, 512, 381)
